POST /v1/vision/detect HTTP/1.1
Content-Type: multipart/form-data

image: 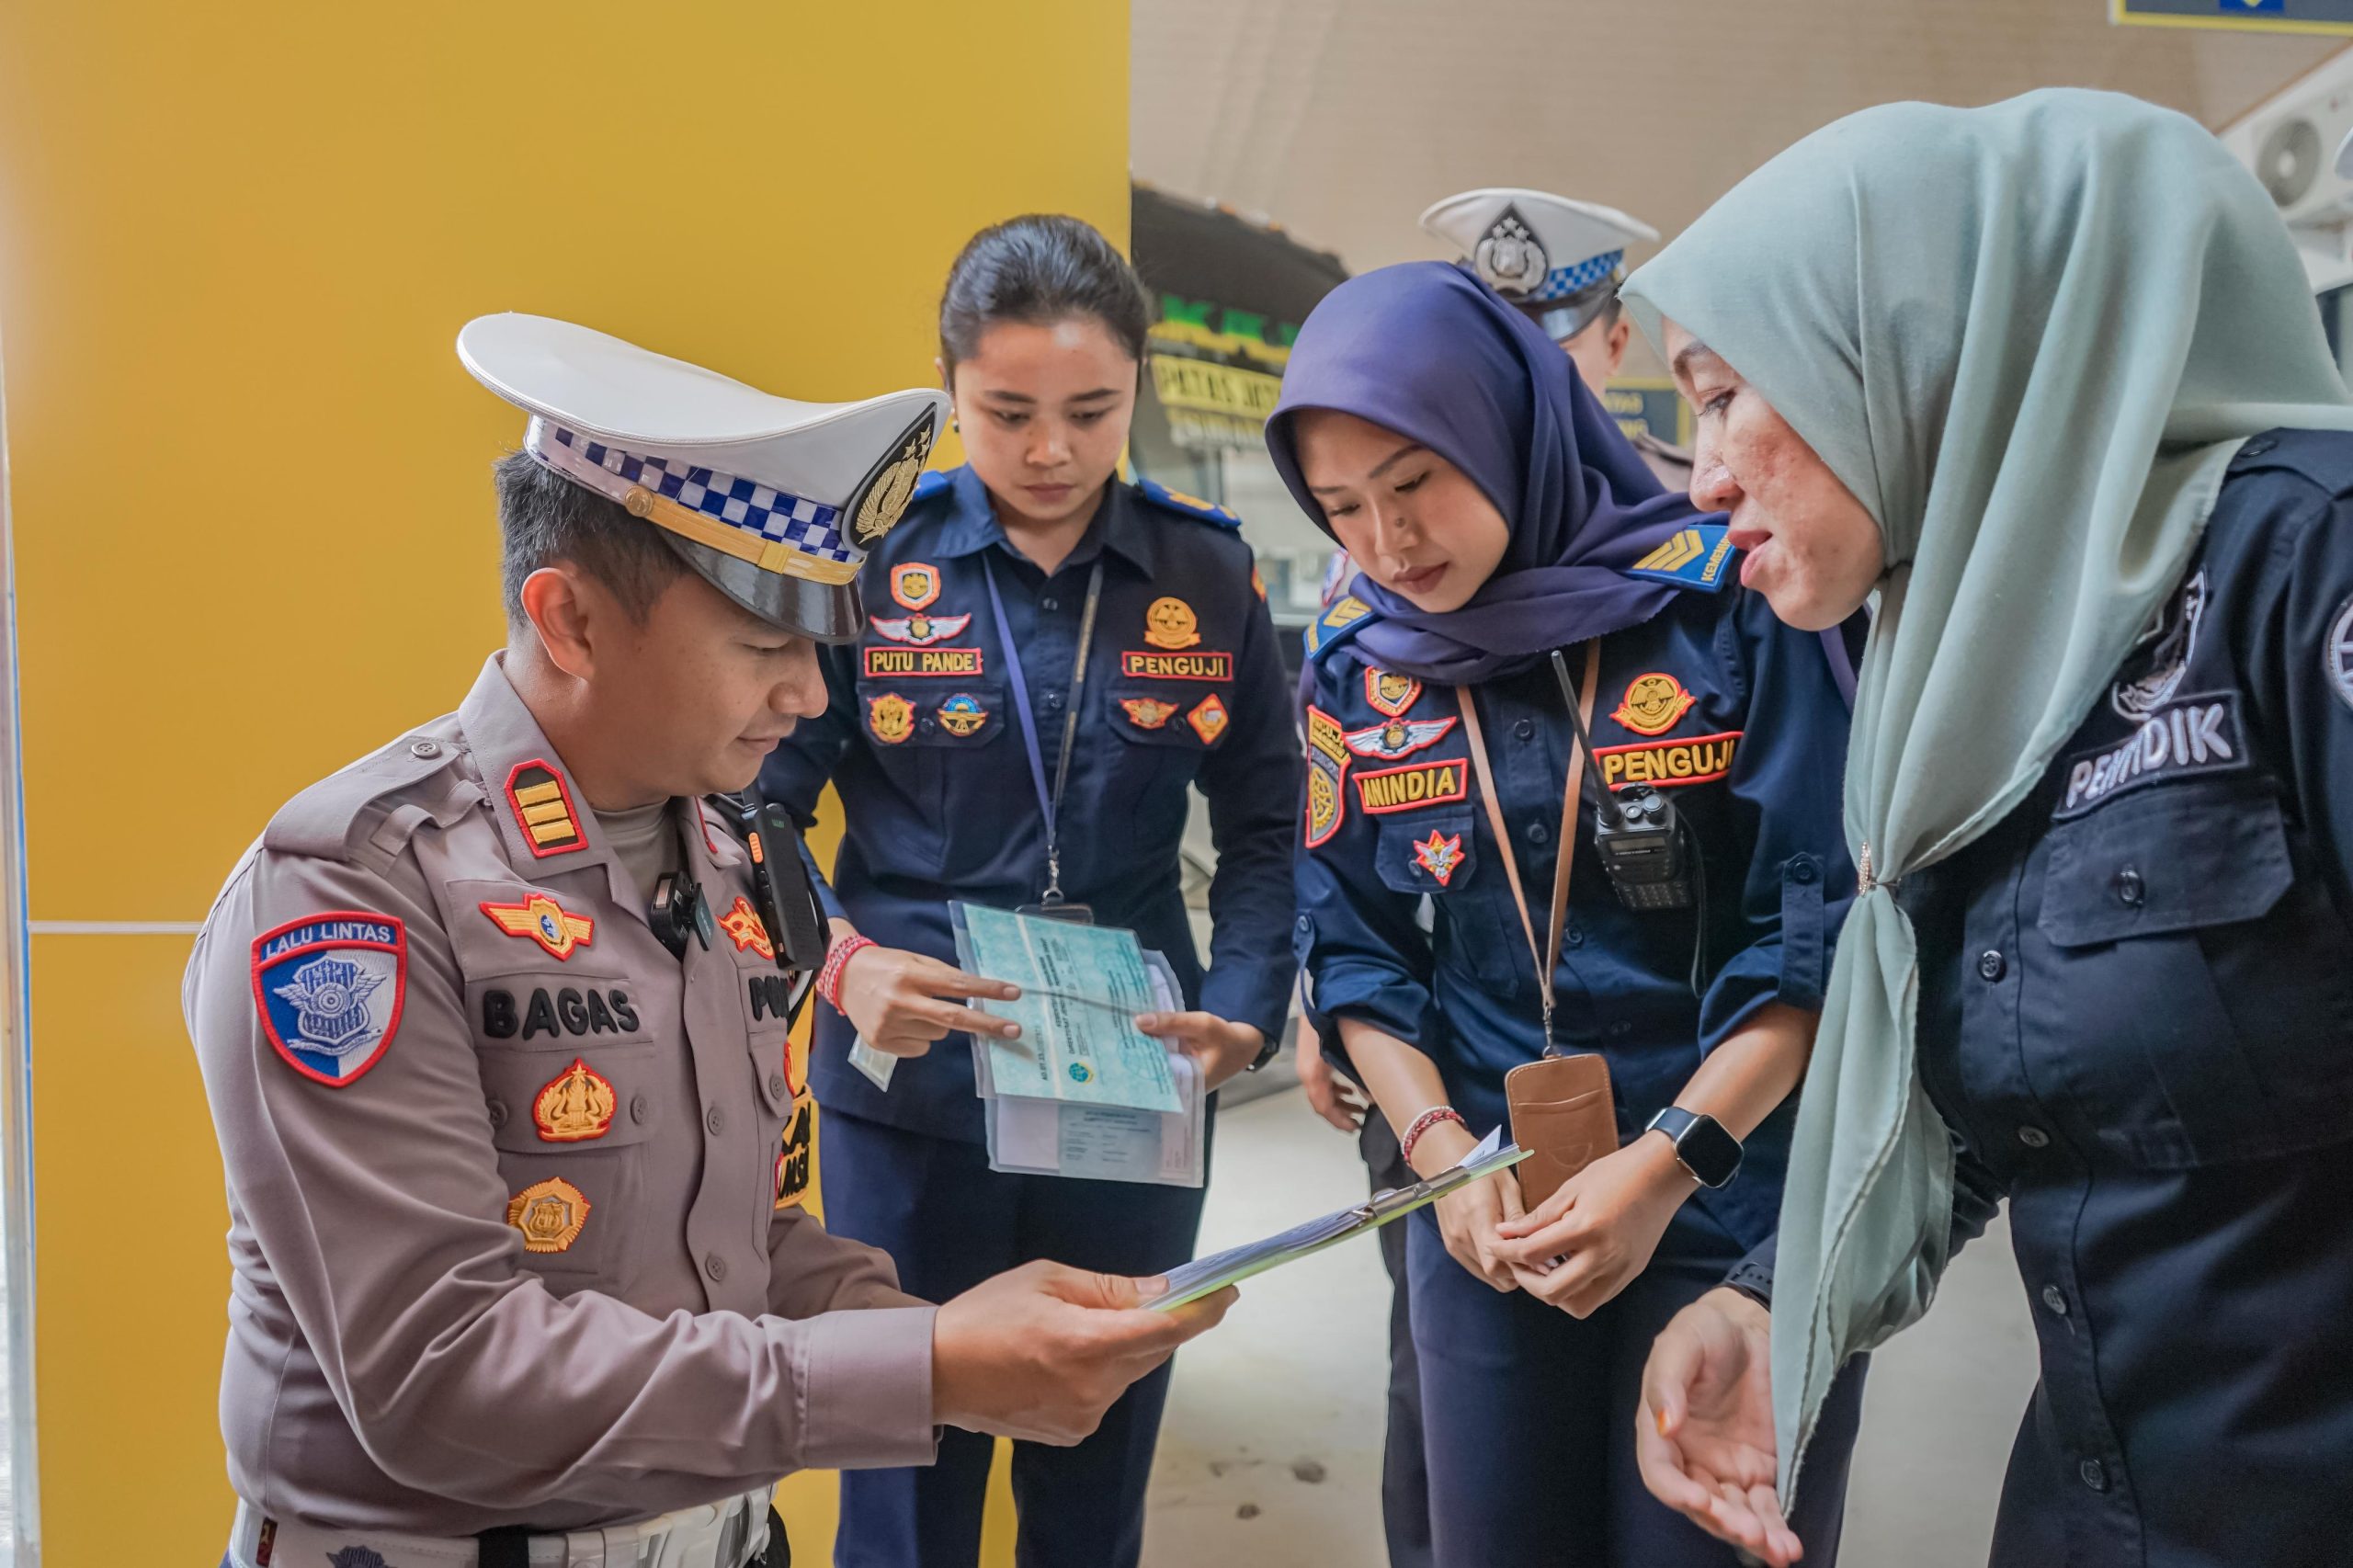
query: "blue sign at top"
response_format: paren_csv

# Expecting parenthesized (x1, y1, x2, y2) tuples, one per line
(2118, 0, 2353, 30)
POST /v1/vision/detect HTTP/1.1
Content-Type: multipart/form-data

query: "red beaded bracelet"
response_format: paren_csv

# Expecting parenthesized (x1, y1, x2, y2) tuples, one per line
(817, 935, 877, 1013)
(1399, 1105, 1466, 1167)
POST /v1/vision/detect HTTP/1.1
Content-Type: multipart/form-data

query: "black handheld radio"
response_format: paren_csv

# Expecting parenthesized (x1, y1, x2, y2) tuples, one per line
(733, 796, 829, 977)
(1549, 650, 1695, 913)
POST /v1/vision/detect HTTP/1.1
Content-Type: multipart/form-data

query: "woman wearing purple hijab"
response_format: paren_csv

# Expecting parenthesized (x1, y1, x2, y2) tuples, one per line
(1270, 263, 1866, 1567)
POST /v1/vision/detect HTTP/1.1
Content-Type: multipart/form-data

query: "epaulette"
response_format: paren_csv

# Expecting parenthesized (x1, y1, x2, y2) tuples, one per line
(1304, 592, 1380, 665)
(911, 469, 950, 504)
(1138, 478, 1242, 530)
(1626, 523, 1736, 593)
(2227, 429, 2353, 494)
(263, 733, 468, 865)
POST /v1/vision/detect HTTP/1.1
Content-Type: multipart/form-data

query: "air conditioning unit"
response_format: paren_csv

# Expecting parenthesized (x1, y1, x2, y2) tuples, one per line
(2225, 76, 2353, 228)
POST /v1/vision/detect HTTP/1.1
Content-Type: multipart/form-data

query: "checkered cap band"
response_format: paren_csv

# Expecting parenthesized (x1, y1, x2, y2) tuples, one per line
(547, 426, 856, 565)
(1526, 250, 1625, 304)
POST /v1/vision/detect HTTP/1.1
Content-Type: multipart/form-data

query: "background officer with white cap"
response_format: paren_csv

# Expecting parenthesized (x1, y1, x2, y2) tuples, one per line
(1420, 187, 1691, 489)
(185, 313, 1233, 1568)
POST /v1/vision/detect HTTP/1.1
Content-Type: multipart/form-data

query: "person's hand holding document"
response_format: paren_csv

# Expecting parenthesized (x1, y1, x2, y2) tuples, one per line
(1149, 1129, 1531, 1309)
(952, 903, 1209, 1187)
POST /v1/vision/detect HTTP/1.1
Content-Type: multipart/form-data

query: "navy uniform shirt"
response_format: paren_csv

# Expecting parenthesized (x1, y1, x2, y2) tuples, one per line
(1738, 432, 2353, 1567)
(759, 466, 1301, 1142)
(1294, 568, 1856, 1248)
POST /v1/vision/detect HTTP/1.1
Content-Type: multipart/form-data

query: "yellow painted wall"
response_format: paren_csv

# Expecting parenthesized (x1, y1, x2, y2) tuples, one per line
(0, 5, 1125, 1562)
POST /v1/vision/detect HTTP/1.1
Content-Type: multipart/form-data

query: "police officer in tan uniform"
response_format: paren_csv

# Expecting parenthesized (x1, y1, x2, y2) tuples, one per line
(1420, 187, 1692, 489)
(187, 314, 1233, 1568)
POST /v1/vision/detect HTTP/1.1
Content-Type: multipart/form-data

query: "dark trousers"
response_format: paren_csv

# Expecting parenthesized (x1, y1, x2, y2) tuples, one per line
(1408, 1203, 1868, 1568)
(819, 1108, 1209, 1568)
(1362, 1114, 1433, 1568)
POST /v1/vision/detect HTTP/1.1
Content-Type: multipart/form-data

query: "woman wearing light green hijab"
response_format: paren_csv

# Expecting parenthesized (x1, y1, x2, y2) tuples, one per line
(1616, 88, 2353, 1567)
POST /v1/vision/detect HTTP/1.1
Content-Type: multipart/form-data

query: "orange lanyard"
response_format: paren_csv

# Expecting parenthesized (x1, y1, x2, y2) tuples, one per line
(1455, 642, 1600, 1053)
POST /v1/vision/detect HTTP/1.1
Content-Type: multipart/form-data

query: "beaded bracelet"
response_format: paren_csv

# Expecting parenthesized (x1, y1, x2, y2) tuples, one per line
(817, 935, 877, 1013)
(1399, 1105, 1467, 1167)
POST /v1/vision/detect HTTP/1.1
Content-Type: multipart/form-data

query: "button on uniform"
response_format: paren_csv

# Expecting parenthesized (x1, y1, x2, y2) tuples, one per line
(2041, 1284, 2070, 1317)
(2080, 1459, 2109, 1494)
(2018, 1125, 2051, 1149)
(2112, 867, 2144, 906)
(705, 1104, 725, 1137)
(1978, 949, 2006, 982)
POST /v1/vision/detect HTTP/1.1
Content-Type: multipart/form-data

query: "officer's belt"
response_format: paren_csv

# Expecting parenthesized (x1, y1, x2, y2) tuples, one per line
(227, 1487, 773, 1568)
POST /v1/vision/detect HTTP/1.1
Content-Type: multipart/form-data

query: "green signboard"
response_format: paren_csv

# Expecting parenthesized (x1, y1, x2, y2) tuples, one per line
(2116, 0, 2353, 33)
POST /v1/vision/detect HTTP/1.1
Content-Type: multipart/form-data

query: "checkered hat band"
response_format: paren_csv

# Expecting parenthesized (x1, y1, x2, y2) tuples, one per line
(540, 425, 857, 565)
(1526, 250, 1625, 304)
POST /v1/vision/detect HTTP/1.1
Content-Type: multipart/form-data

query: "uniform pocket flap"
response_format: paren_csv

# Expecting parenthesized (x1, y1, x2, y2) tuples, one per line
(480, 1042, 662, 1153)
(854, 679, 1006, 748)
(2039, 783, 2291, 948)
(1108, 685, 1232, 748)
(1374, 811, 1479, 896)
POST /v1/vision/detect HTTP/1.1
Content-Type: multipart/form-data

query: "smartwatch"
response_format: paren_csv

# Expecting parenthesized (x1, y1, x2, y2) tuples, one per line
(1646, 1106, 1744, 1189)
(1245, 1028, 1283, 1074)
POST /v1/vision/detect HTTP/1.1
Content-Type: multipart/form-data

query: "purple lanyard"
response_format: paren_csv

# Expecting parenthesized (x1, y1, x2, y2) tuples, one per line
(983, 553, 1105, 903)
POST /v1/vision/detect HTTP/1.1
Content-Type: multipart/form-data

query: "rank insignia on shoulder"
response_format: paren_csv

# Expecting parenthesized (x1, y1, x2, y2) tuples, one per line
(1188, 692, 1230, 744)
(1345, 714, 1456, 761)
(1140, 478, 1241, 528)
(870, 611, 972, 647)
(1355, 759, 1468, 814)
(1611, 673, 1698, 736)
(1145, 597, 1201, 650)
(1364, 668, 1424, 718)
(1412, 829, 1465, 888)
(937, 694, 990, 736)
(479, 893, 595, 961)
(890, 562, 942, 611)
(1122, 697, 1179, 730)
(532, 1057, 617, 1142)
(252, 913, 407, 1087)
(1629, 524, 1735, 591)
(718, 894, 775, 960)
(507, 1176, 590, 1254)
(868, 692, 915, 744)
(506, 759, 585, 858)
(775, 1096, 814, 1209)
(1306, 594, 1377, 662)
(328, 1549, 390, 1568)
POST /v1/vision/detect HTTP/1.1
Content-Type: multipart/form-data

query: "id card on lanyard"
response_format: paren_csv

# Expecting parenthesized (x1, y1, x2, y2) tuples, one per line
(983, 553, 1106, 924)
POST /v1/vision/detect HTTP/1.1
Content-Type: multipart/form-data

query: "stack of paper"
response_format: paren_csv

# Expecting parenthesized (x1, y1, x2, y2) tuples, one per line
(954, 903, 1208, 1188)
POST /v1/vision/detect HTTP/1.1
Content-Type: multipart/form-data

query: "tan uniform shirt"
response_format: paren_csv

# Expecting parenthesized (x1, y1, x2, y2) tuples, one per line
(186, 655, 937, 1535)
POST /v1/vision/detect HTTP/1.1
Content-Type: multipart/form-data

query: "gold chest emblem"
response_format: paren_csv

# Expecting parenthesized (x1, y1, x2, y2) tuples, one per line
(506, 1176, 591, 1254)
(1143, 597, 1201, 650)
(1611, 672, 1697, 736)
(868, 692, 915, 745)
(531, 1057, 617, 1143)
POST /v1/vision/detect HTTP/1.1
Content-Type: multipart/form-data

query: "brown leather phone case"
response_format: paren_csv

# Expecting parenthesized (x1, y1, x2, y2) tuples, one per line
(1504, 1052, 1618, 1209)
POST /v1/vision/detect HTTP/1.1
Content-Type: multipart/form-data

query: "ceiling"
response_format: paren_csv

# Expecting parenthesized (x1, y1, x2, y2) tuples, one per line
(1132, 0, 2343, 369)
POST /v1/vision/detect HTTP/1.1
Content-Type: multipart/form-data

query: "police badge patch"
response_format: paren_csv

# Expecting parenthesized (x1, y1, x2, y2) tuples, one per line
(252, 913, 407, 1086)
(1473, 203, 1550, 299)
(2327, 592, 2353, 716)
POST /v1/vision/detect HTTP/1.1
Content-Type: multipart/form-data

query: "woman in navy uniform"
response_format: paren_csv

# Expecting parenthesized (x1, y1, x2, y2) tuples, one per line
(757, 215, 1297, 1568)
(1267, 262, 1865, 1568)
(1624, 93, 2353, 1568)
